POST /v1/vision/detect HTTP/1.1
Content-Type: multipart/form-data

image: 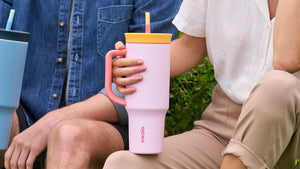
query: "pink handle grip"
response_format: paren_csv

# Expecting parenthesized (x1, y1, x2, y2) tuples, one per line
(105, 49, 127, 105)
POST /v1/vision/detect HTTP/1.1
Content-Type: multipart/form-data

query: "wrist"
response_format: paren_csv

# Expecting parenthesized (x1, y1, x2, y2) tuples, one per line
(42, 109, 65, 130)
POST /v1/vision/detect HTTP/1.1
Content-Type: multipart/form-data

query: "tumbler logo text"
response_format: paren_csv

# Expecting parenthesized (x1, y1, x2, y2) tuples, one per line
(140, 126, 145, 143)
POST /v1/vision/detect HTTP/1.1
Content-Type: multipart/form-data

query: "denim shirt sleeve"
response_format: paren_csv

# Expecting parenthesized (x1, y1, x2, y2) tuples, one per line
(100, 0, 181, 125)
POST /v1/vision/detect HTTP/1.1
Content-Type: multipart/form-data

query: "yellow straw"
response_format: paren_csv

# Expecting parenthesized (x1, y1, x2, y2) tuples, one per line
(145, 12, 150, 25)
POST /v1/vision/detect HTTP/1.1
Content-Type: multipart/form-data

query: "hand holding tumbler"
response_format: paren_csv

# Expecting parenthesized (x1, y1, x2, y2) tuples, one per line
(105, 32, 172, 154)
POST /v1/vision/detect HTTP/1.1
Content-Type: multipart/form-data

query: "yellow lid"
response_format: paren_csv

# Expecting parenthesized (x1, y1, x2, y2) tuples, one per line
(125, 33, 172, 44)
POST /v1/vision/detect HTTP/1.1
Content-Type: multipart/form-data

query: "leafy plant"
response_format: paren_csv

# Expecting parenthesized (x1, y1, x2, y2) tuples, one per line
(295, 158, 300, 169)
(165, 57, 216, 136)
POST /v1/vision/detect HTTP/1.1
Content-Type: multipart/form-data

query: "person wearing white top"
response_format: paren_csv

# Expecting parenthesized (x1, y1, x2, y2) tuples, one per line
(103, 0, 300, 168)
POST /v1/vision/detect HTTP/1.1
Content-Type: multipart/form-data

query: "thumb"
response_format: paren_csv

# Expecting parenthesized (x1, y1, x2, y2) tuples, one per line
(115, 41, 126, 50)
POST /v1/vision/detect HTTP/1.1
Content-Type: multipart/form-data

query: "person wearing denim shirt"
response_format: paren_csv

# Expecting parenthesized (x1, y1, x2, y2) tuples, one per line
(0, 0, 180, 169)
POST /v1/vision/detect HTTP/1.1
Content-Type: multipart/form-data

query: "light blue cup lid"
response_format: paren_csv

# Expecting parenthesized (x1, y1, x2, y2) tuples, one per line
(0, 29, 30, 42)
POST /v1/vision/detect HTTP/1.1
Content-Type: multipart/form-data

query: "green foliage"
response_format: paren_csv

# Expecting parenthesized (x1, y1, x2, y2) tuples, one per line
(295, 158, 300, 169)
(165, 57, 216, 136)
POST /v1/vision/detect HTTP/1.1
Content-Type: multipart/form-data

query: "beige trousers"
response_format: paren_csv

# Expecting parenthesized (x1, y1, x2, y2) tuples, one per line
(103, 70, 300, 169)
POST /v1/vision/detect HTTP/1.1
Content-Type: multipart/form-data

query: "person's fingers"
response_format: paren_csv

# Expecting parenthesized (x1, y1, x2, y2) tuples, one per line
(116, 85, 136, 95)
(113, 75, 143, 86)
(17, 145, 30, 169)
(115, 41, 125, 50)
(114, 41, 126, 59)
(4, 143, 14, 169)
(112, 65, 146, 77)
(26, 151, 39, 169)
(8, 141, 22, 169)
(113, 58, 144, 67)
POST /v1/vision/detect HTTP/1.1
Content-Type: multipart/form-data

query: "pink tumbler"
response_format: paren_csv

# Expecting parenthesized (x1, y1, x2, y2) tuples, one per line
(105, 33, 172, 154)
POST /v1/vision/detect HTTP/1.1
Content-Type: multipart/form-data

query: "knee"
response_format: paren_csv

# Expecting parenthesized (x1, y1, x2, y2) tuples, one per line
(246, 70, 299, 123)
(259, 70, 299, 96)
(251, 70, 299, 105)
(103, 151, 137, 169)
(48, 119, 86, 148)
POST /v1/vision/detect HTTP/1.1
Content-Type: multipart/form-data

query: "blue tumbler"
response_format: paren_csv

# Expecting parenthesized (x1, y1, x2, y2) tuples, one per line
(0, 29, 30, 149)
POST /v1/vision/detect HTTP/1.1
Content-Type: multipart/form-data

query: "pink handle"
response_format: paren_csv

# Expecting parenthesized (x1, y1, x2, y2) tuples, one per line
(105, 49, 127, 105)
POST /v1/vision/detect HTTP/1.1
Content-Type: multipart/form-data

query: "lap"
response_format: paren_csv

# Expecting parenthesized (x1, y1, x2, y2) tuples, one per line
(104, 127, 228, 169)
(16, 107, 128, 168)
(45, 119, 127, 168)
(52, 118, 126, 149)
(50, 119, 125, 157)
(17, 107, 128, 150)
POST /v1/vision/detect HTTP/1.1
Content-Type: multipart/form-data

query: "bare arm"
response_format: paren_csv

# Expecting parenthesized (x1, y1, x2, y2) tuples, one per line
(44, 93, 118, 126)
(273, 0, 300, 73)
(170, 33, 207, 77)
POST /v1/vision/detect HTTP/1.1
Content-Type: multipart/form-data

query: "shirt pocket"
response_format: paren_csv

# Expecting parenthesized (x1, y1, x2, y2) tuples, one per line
(97, 5, 133, 56)
(2, 0, 12, 5)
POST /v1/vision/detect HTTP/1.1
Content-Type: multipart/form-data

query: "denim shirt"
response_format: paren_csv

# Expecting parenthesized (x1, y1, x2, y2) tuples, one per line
(0, 0, 180, 125)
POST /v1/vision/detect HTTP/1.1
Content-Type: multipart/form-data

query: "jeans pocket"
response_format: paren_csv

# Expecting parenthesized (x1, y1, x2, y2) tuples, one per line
(97, 5, 133, 56)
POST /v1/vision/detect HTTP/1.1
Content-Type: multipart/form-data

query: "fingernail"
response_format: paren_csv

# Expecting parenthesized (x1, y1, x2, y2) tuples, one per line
(136, 76, 143, 81)
(129, 88, 136, 92)
(139, 66, 146, 71)
(137, 59, 143, 64)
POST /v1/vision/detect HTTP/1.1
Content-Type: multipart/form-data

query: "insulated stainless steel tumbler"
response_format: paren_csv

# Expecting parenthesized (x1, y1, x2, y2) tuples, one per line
(0, 29, 30, 149)
(105, 33, 171, 154)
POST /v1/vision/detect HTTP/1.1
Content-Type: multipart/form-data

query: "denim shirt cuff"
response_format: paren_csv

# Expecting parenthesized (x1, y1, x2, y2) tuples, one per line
(100, 83, 128, 126)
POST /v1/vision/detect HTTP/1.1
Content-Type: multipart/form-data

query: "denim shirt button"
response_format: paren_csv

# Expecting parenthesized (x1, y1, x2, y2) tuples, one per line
(57, 57, 63, 63)
(52, 93, 58, 99)
(59, 22, 65, 27)
(74, 53, 79, 61)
